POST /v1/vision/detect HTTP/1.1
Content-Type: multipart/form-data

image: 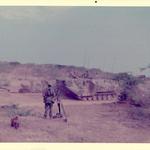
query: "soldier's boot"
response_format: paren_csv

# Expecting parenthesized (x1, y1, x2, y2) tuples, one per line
(44, 109, 48, 118)
(43, 113, 47, 119)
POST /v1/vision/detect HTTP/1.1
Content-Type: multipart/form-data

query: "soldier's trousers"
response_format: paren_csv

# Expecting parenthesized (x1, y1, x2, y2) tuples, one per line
(44, 103, 53, 118)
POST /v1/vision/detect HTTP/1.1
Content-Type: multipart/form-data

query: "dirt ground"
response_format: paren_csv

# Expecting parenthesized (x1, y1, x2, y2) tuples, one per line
(0, 91, 150, 142)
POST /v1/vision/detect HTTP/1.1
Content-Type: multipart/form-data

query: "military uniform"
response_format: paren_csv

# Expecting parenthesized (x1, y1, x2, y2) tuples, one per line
(42, 85, 55, 118)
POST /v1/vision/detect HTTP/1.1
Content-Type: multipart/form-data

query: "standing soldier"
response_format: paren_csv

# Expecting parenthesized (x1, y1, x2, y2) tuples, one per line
(42, 84, 55, 119)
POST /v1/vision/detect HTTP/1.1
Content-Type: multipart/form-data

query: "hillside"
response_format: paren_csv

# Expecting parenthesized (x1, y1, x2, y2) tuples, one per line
(0, 61, 113, 79)
(0, 61, 118, 95)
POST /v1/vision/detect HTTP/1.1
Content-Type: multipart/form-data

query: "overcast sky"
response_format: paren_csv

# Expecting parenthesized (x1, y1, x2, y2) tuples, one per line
(0, 7, 150, 73)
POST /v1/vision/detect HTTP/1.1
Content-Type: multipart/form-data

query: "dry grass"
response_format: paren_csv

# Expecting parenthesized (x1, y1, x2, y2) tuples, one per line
(0, 92, 150, 142)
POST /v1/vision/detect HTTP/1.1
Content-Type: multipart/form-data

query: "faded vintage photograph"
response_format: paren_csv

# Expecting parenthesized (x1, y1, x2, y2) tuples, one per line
(0, 7, 150, 142)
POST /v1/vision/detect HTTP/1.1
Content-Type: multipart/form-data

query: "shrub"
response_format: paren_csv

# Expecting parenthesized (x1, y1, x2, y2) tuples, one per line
(19, 84, 31, 93)
(1, 104, 32, 117)
(113, 73, 142, 103)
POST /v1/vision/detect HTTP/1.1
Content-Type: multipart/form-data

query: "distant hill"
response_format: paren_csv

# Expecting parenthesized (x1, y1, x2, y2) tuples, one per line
(0, 61, 118, 94)
(0, 61, 115, 80)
